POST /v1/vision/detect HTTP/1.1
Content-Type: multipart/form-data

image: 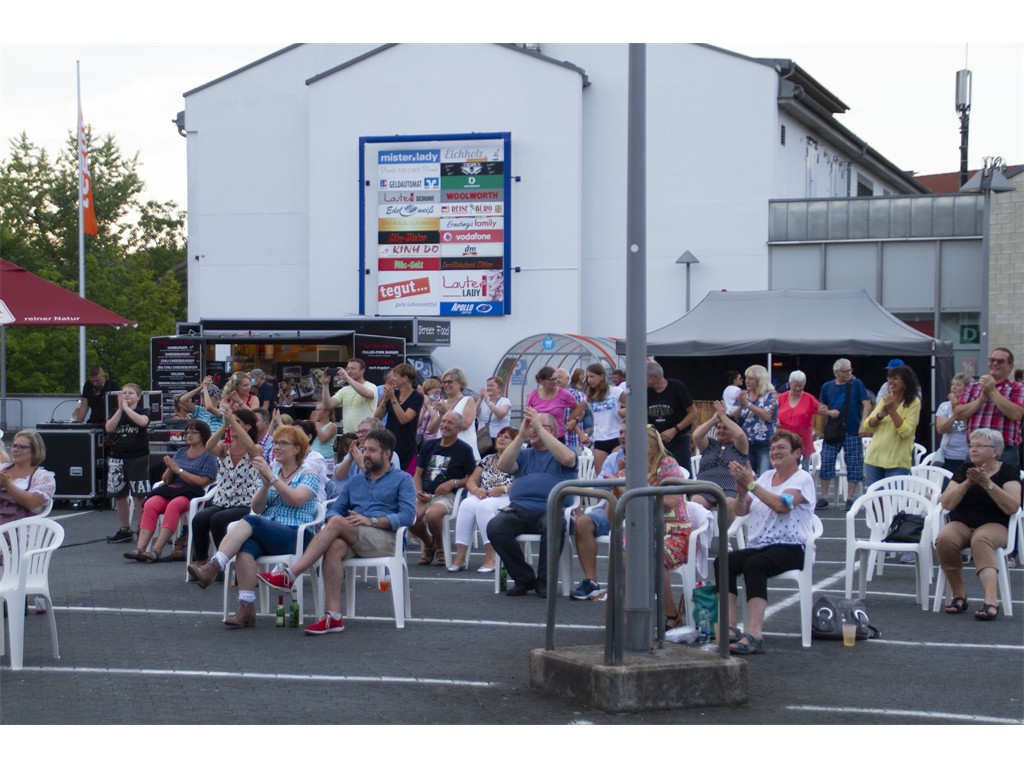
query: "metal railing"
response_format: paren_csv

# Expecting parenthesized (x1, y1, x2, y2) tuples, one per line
(542, 477, 732, 664)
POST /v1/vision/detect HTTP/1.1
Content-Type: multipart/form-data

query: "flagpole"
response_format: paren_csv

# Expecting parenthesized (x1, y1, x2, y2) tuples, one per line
(77, 61, 86, 390)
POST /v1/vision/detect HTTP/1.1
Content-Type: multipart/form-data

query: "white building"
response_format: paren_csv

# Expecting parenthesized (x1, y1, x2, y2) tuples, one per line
(179, 43, 928, 386)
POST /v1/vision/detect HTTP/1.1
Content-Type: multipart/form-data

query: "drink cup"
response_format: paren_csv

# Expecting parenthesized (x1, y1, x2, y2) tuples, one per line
(842, 620, 856, 647)
(379, 576, 391, 593)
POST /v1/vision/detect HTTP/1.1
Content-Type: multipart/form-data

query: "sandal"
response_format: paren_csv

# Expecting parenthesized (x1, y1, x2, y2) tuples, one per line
(944, 596, 969, 614)
(417, 542, 435, 566)
(138, 550, 159, 563)
(729, 632, 765, 655)
(974, 603, 999, 621)
(727, 625, 742, 643)
(433, 552, 447, 567)
(123, 548, 143, 561)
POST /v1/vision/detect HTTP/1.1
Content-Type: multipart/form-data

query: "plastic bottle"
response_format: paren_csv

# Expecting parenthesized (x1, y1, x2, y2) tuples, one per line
(698, 606, 710, 644)
(275, 595, 285, 627)
(289, 593, 300, 628)
(499, 565, 508, 592)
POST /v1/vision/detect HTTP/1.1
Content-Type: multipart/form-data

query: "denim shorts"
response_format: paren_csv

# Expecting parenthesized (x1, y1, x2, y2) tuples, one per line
(584, 506, 612, 537)
(239, 514, 309, 559)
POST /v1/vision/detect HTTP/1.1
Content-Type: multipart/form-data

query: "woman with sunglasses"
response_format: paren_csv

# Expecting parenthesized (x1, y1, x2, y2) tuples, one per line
(0, 430, 55, 525)
(935, 428, 1022, 621)
(188, 425, 321, 628)
(435, 367, 480, 460)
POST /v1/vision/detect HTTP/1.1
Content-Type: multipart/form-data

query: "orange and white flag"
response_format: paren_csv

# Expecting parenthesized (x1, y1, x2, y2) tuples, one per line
(78, 108, 98, 236)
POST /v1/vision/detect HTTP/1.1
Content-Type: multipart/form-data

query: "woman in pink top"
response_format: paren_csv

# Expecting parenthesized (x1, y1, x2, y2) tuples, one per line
(525, 366, 585, 440)
(777, 370, 827, 469)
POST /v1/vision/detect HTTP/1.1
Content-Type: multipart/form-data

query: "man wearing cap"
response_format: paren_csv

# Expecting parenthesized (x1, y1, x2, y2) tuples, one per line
(954, 347, 1024, 470)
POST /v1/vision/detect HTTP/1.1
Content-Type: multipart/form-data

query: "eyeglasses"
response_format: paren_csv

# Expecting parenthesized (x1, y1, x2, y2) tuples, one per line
(10, 443, 31, 451)
(989, 357, 1010, 364)
(272, 440, 296, 447)
(441, 380, 454, 385)
(356, 429, 371, 436)
(184, 428, 200, 434)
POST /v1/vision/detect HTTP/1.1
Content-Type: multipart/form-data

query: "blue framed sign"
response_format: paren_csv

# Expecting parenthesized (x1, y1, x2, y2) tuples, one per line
(359, 132, 512, 317)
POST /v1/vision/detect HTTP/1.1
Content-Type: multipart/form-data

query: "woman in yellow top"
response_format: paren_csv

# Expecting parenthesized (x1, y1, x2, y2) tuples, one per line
(861, 365, 921, 488)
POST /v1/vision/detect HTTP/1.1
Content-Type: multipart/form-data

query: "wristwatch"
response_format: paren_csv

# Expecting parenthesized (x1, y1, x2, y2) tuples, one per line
(746, 481, 757, 491)
(986, 482, 995, 492)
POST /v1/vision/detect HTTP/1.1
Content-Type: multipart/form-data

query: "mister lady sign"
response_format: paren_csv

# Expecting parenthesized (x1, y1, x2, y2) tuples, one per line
(362, 133, 511, 317)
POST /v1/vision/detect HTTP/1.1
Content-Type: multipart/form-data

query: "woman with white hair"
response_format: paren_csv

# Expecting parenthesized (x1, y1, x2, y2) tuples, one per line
(736, 364, 778, 475)
(778, 370, 828, 470)
(935, 428, 1021, 621)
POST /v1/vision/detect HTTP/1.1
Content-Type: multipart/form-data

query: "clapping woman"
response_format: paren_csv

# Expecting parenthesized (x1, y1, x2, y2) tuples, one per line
(861, 365, 921, 487)
(188, 425, 321, 628)
(128, 420, 217, 562)
(736, 365, 778, 476)
(0, 430, 56, 525)
(935, 428, 1022, 621)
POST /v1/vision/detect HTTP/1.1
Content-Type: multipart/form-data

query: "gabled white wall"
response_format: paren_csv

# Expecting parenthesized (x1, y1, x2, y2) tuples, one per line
(184, 44, 377, 319)
(305, 44, 585, 382)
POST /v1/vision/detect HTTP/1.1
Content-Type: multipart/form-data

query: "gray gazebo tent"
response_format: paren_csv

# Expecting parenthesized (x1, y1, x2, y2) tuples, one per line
(617, 289, 954, 444)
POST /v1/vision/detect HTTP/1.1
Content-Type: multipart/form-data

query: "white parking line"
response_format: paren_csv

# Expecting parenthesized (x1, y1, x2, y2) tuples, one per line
(17, 665, 497, 688)
(56, 605, 604, 630)
(786, 704, 1022, 724)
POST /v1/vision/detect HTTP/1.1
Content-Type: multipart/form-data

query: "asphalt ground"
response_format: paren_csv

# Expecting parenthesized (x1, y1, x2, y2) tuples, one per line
(1, 496, 1021, 734)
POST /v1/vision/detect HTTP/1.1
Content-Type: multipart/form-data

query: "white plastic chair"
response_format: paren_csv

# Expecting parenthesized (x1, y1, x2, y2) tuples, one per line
(920, 451, 943, 467)
(732, 513, 824, 648)
(184, 483, 221, 582)
(812, 438, 849, 504)
(666, 504, 712, 630)
(910, 464, 953, 489)
(844, 489, 936, 609)
(866, 475, 942, 505)
(912, 443, 927, 466)
(221, 502, 326, 623)
(0, 518, 65, 670)
(342, 525, 411, 628)
(36, 496, 54, 518)
(931, 507, 1022, 616)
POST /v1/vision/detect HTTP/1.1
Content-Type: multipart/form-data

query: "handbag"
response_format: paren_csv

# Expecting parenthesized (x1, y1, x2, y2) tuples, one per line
(882, 511, 925, 543)
(823, 381, 851, 445)
(811, 594, 880, 640)
(146, 481, 204, 501)
(476, 408, 494, 455)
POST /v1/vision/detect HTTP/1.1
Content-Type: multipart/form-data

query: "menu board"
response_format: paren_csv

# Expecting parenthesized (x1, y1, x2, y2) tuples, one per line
(363, 134, 511, 317)
(353, 334, 407, 385)
(150, 337, 202, 420)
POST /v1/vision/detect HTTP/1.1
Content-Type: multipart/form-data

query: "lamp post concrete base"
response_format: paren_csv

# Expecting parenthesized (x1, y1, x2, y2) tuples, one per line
(530, 643, 748, 713)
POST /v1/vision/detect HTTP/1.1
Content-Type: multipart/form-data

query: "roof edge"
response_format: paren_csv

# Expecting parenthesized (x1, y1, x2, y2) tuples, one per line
(183, 44, 304, 97)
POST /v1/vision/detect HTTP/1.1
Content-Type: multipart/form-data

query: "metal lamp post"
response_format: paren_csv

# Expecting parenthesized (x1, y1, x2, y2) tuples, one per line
(676, 250, 700, 313)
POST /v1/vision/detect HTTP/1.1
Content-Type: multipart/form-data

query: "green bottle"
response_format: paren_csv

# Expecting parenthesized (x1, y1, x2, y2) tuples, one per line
(289, 593, 300, 628)
(275, 595, 285, 627)
(499, 565, 507, 592)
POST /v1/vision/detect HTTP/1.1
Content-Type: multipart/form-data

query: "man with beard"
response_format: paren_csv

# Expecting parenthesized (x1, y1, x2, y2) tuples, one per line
(257, 429, 415, 635)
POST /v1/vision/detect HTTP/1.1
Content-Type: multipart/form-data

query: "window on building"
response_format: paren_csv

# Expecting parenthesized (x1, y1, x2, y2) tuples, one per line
(856, 174, 874, 197)
(780, 124, 786, 146)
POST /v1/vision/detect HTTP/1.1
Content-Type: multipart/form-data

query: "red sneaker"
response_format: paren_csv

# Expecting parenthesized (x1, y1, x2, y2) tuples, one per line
(257, 571, 293, 591)
(304, 614, 345, 635)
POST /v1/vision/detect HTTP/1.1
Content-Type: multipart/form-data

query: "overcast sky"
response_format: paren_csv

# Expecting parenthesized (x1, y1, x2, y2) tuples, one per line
(2, 10, 1021, 211)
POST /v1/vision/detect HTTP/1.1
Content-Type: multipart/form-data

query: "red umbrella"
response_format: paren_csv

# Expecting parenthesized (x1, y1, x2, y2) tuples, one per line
(0, 258, 134, 429)
(0, 258, 132, 326)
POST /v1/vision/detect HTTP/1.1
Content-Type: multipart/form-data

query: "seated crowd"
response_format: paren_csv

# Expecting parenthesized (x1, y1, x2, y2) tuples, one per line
(29, 350, 1017, 647)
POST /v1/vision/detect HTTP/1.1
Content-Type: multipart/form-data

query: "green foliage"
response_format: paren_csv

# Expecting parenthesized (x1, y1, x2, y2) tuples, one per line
(0, 129, 187, 393)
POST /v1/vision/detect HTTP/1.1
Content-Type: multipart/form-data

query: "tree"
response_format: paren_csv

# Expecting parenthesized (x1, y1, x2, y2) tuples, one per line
(0, 129, 187, 393)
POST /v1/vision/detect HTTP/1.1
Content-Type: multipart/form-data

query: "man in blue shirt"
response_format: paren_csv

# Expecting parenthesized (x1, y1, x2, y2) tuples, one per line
(487, 408, 578, 598)
(818, 358, 872, 510)
(257, 429, 415, 635)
